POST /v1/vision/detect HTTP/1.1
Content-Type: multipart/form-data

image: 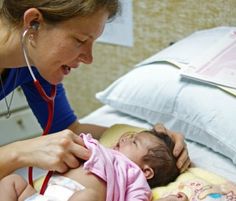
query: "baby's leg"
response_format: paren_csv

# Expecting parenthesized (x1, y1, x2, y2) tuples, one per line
(0, 174, 36, 201)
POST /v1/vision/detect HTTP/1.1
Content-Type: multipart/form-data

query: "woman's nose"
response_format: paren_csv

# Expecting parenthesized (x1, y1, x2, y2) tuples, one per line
(78, 42, 93, 64)
(79, 52, 93, 64)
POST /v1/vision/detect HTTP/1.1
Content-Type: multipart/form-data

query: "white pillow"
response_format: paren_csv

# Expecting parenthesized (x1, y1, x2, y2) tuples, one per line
(96, 27, 236, 164)
(96, 64, 236, 164)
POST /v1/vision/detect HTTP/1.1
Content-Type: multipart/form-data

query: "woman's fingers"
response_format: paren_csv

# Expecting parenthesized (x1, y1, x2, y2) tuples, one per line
(72, 135, 91, 160)
(168, 130, 185, 157)
(58, 135, 91, 171)
(153, 123, 191, 171)
(166, 129, 191, 171)
(56, 131, 91, 170)
(23, 129, 91, 173)
(54, 162, 69, 173)
(176, 145, 190, 171)
(179, 156, 191, 173)
(154, 123, 185, 157)
(62, 152, 80, 169)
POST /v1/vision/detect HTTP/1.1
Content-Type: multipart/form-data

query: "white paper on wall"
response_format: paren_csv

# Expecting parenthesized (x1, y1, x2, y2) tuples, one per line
(97, 0, 133, 47)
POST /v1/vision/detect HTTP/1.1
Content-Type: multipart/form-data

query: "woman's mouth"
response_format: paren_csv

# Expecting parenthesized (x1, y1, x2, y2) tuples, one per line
(61, 65, 71, 75)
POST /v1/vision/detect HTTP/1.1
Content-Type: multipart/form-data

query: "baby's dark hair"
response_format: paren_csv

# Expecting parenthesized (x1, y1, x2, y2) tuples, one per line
(141, 128, 180, 188)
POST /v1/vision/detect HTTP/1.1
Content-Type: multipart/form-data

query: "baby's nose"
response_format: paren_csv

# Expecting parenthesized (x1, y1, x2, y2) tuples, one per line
(121, 136, 132, 144)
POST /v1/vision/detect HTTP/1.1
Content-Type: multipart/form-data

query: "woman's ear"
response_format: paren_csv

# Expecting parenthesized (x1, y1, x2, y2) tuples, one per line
(23, 8, 43, 30)
(142, 164, 154, 180)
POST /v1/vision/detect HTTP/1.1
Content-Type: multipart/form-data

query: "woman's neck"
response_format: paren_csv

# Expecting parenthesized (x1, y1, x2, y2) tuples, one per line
(0, 19, 25, 69)
(0, 68, 5, 75)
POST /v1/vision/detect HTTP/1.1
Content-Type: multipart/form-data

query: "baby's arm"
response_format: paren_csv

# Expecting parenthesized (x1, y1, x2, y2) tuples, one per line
(0, 174, 36, 201)
(69, 188, 102, 201)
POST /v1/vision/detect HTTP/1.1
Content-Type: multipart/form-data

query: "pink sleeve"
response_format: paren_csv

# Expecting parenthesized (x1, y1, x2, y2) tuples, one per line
(125, 167, 152, 201)
(81, 133, 113, 182)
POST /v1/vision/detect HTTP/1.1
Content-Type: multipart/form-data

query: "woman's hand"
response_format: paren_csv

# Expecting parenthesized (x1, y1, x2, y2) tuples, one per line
(154, 124, 191, 173)
(16, 129, 91, 173)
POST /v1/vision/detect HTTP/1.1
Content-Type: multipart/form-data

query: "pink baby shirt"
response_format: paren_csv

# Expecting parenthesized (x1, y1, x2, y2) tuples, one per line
(81, 134, 152, 201)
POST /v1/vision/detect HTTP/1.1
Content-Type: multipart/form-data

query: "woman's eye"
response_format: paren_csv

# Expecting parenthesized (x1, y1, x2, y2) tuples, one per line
(76, 38, 86, 46)
(76, 39, 82, 44)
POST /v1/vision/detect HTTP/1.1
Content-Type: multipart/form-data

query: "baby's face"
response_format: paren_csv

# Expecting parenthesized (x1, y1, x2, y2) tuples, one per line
(113, 131, 162, 167)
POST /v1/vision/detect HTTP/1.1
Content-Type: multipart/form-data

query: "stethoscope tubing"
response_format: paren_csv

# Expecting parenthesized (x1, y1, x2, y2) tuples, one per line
(22, 28, 57, 194)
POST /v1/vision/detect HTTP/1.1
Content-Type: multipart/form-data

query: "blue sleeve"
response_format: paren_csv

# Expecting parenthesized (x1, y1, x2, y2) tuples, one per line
(21, 69, 77, 133)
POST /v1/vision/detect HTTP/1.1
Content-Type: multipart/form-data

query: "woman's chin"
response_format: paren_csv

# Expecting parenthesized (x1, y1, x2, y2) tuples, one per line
(50, 77, 63, 85)
(37, 66, 65, 85)
(43, 74, 63, 85)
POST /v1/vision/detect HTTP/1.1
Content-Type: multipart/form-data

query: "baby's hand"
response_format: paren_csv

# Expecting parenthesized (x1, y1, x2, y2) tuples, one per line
(154, 192, 189, 201)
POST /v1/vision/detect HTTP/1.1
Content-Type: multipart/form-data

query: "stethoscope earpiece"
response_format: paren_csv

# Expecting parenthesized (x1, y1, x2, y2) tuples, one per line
(30, 21, 40, 31)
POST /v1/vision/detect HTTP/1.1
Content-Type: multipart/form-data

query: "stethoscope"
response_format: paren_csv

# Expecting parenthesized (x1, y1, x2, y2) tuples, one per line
(22, 24, 56, 195)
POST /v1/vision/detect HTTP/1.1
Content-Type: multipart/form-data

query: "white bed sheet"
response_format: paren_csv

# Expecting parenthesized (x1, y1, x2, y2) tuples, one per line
(80, 105, 236, 183)
(16, 105, 236, 183)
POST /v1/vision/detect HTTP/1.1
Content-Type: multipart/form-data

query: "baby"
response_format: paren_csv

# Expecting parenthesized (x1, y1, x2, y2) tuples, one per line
(0, 124, 184, 201)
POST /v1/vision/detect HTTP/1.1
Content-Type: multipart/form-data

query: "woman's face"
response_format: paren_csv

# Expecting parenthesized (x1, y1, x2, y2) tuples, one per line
(29, 9, 108, 84)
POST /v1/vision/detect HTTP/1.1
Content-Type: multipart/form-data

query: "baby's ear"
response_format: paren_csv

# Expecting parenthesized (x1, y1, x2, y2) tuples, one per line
(142, 164, 154, 180)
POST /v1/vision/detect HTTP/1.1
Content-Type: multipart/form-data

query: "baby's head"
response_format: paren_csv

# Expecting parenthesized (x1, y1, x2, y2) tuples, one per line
(113, 124, 180, 188)
(142, 128, 180, 188)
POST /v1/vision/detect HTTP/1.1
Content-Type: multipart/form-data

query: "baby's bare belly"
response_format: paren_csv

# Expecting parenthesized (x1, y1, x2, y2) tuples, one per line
(62, 165, 107, 200)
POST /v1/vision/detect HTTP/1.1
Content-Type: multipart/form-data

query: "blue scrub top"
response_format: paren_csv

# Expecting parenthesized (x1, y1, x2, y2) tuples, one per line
(0, 67, 77, 133)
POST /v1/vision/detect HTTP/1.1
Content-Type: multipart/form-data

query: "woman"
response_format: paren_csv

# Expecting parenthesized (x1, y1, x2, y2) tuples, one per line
(0, 0, 190, 181)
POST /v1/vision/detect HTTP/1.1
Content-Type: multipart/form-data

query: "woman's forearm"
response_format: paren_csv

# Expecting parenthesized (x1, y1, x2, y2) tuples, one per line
(0, 141, 25, 179)
(68, 121, 108, 140)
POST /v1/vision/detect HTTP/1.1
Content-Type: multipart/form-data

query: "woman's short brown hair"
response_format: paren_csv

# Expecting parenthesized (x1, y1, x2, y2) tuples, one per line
(0, 0, 120, 25)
